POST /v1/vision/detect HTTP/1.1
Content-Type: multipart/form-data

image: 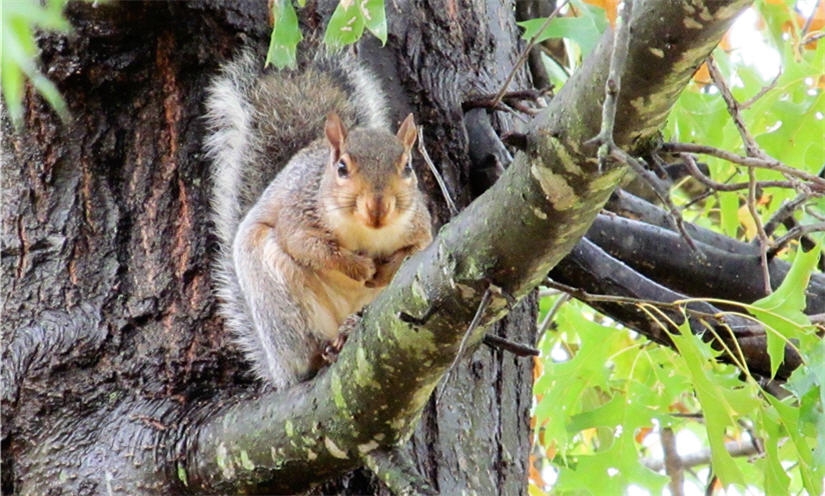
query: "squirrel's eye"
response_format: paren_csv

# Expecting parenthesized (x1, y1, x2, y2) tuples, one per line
(402, 160, 413, 178)
(336, 160, 349, 178)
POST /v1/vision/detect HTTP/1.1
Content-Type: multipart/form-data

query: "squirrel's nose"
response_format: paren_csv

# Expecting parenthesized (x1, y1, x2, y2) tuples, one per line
(364, 194, 396, 228)
(365, 195, 385, 228)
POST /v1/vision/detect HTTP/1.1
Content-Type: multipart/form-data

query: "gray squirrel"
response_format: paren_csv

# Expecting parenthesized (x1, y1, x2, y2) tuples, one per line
(204, 48, 433, 389)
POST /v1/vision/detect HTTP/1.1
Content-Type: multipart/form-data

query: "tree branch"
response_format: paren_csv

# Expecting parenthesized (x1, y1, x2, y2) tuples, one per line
(585, 213, 825, 314)
(643, 438, 760, 472)
(550, 238, 802, 380)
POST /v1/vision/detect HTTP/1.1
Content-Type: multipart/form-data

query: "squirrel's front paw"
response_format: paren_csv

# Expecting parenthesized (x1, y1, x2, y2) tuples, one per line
(366, 246, 413, 288)
(365, 259, 396, 288)
(339, 252, 376, 282)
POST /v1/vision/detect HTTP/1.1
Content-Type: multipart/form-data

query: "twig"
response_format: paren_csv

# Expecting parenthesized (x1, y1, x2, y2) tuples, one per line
(706, 55, 793, 287)
(482, 333, 540, 356)
(463, 89, 551, 114)
(801, 0, 822, 37)
(747, 165, 773, 294)
(490, 0, 570, 109)
(682, 153, 798, 192)
(542, 278, 701, 314)
(767, 222, 825, 258)
(762, 192, 811, 237)
(418, 126, 459, 217)
(436, 285, 495, 404)
(615, 149, 699, 252)
(706, 56, 765, 159)
(737, 418, 765, 458)
(661, 142, 825, 188)
(807, 204, 825, 222)
(741, 70, 782, 110)
(585, 0, 633, 164)
(661, 427, 684, 496)
(587, 0, 698, 254)
(642, 438, 760, 472)
(802, 31, 825, 46)
(536, 291, 570, 344)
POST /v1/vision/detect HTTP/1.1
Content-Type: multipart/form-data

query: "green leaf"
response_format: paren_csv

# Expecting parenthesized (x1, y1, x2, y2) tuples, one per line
(1, 0, 76, 126)
(266, 0, 302, 69)
(517, 3, 607, 58)
(750, 244, 820, 377)
(783, 341, 825, 495)
(765, 392, 822, 495)
(324, 3, 364, 49)
(717, 188, 740, 238)
(555, 435, 667, 494)
(669, 322, 756, 488)
(5, 0, 72, 32)
(758, 404, 791, 495)
(1, 49, 26, 126)
(361, 0, 387, 44)
(323, 0, 382, 49)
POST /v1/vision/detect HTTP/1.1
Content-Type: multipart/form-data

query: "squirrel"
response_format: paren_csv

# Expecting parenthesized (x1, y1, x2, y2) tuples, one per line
(204, 48, 433, 390)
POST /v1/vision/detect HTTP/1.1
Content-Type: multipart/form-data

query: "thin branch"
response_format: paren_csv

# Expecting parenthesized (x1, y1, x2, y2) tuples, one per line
(802, 30, 825, 46)
(741, 70, 782, 110)
(643, 438, 760, 472)
(490, 0, 569, 108)
(607, 189, 751, 254)
(763, 192, 812, 237)
(748, 165, 773, 294)
(807, 204, 825, 222)
(768, 222, 825, 258)
(709, 47, 779, 295)
(418, 126, 459, 217)
(543, 278, 694, 314)
(584, 0, 697, 253)
(615, 149, 699, 252)
(482, 333, 540, 356)
(737, 418, 765, 458)
(463, 89, 551, 115)
(801, 0, 822, 37)
(661, 427, 684, 496)
(437, 284, 495, 404)
(662, 142, 825, 188)
(706, 55, 765, 159)
(585, 0, 633, 162)
(536, 292, 570, 344)
(682, 153, 798, 192)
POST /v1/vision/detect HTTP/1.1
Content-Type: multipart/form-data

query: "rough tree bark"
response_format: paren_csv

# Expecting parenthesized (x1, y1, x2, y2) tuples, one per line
(2, 0, 797, 495)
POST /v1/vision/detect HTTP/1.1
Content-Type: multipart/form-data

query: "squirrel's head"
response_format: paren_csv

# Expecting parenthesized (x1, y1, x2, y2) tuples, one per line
(323, 113, 419, 230)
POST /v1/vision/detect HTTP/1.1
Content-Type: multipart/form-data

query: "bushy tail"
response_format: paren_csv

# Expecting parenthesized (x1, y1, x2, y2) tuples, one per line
(204, 49, 262, 252)
(204, 50, 263, 371)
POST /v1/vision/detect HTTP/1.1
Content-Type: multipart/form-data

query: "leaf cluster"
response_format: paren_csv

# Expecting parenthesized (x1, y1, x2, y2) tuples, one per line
(529, 1, 824, 494)
(266, 0, 387, 69)
(1, 0, 74, 127)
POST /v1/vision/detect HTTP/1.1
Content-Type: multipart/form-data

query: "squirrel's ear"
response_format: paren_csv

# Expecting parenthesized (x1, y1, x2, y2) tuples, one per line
(396, 113, 417, 152)
(325, 113, 347, 158)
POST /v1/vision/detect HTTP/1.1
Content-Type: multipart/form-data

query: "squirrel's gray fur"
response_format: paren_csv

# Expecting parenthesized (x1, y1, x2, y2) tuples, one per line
(204, 48, 392, 388)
